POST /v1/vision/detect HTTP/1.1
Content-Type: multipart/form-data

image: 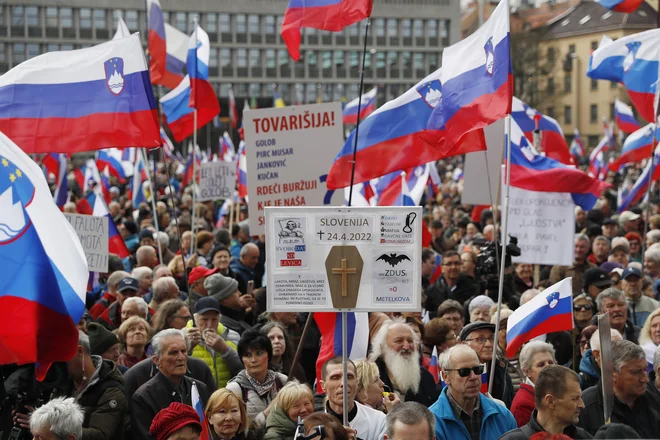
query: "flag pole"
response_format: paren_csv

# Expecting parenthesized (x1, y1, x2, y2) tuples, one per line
(141, 148, 163, 263)
(642, 125, 657, 258)
(489, 114, 512, 395)
(346, 18, 371, 207)
(190, 16, 199, 257)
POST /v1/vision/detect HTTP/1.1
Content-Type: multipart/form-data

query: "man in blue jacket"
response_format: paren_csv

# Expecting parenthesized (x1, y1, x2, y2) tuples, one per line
(429, 344, 516, 440)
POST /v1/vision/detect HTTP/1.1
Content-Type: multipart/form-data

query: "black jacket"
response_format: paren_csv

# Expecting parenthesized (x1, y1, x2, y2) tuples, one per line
(491, 357, 514, 408)
(218, 304, 253, 335)
(545, 331, 574, 366)
(499, 409, 592, 439)
(131, 372, 211, 440)
(424, 274, 480, 318)
(577, 381, 660, 438)
(375, 357, 439, 407)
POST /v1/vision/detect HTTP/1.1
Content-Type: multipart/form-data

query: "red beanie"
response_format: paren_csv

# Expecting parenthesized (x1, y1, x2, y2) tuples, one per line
(149, 402, 202, 440)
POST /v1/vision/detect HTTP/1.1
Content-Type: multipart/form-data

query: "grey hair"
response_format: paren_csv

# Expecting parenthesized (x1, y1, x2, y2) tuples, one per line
(645, 245, 660, 264)
(131, 266, 152, 282)
(156, 231, 169, 247)
(152, 328, 187, 357)
(575, 233, 590, 244)
(592, 235, 610, 247)
(29, 397, 84, 439)
(647, 230, 660, 246)
(385, 402, 435, 440)
(152, 277, 177, 303)
(612, 339, 646, 373)
(107, 270, 130, 293)
(590, 328, 622, 353)
(240, 242, 258, 257)
(122, 297, 148, 318)
(368, 318, 418, 362)
(595, 287, 625, 312)
(519, 341, 556, 372)
(610, 237, 630, 253)
(520, 289, 541, 306)
(78, 330, 90, 354)
(469, 295, 494, 314)
(438, 344, 478, 370)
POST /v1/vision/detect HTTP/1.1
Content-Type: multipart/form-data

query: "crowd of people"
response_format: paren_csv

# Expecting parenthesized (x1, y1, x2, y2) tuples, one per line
(6, 158, 660, 440)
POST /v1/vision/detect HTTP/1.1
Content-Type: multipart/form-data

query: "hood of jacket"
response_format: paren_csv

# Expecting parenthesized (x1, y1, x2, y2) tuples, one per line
(265, 405, 297, 438)
(579, 349, 599, 379)
(75, 355, 124, 399)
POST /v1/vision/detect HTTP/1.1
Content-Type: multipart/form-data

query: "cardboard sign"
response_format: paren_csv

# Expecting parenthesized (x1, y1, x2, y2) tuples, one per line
(243, 102, 344, 235)
(265, 206, 422, 312)
(63, 213, 109, 272)
(198, 161, 236, 202)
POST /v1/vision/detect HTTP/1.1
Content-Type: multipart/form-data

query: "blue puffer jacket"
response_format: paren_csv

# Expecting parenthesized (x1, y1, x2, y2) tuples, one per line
(429, 387, 517, 440)
(578, 349, 599, 390)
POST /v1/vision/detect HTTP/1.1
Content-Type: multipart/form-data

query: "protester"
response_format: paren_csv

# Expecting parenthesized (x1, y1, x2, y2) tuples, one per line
(429, 345, 516, 439)
(384, 401, 436, 440)
(149, 276, 181, 312)
(205, 273, 254, 334)
(587, 236, 610, 266)
(149, 402, 202, 440)
(513, 264, 534, 297)
(29, 397, 84, 440)
(117, 316, 152, 369)
(151, 299, 191, 333)
(303, 412, 349, 440)
(230, 242, 261, 294)
(640, 308, 660, 366)
(261, 321, 306, 382)
(354, 358, 400, 412)
(89, 270, 130, 319)
(468, 295, 495, 323)
(264, 380, 315, 440)
(97, 276, 141, 330)
(595, 288, 640, 343)
(422, 318, 457, 365)
(621, 266, 660, 326)
(205, 388, 248, 440)
(422, 248, 437, 289)
(549, 234, 595, 295)
(437, 299, 466, 334)
(425, 251, 480, 316)
(582, 267, 612, 300)
(120, 296, 149, 322)
(87, 322, 121, 364)
(187, 266, 220, 309)
(510, 341, 556, 427)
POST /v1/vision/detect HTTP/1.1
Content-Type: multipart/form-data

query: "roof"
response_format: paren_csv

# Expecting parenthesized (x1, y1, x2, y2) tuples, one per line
(545, 0, 656, 39)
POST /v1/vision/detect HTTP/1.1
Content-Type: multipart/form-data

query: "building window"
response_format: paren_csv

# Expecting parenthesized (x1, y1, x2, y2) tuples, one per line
(278, 49, 288, 66)
(26, 6, 38, 27)
(547, 77, 554, 95)
(249, 49, 260, 67)
(387, 19, 397, 37)
(376, 52, 385, 69)
(591, 41, 598, 51)
(439, 20, 448, 38)
(26, 43, 38, 59)
(266, 49, 276, 68)
(248, 15, 259, 34)
(80, 8, 91, 29)
(126, 10, 138, 31)
(348, 23, 359, 36)
(387, 51, 397, 67)
(350, 51, 359, 68)
(413, 19, 424, 37)
(402, 19, 411, 37)
(402, 52, 410, 69)
(334, 50, 344, 67)
(237, 48, 247, 67)
(0, 44, 5, 63)
(162, 11, 169, 24)
(414, 53, 424, 70)
(590, 104, 598, 123)
(206, 13, 217, 33)
(591, 78, 598, 90)
(220, 48, 231, 67)
(236, 14, 246, 33)
(428, 53, 438, 70)
(94, 9, 105, 30)
(568, 44, 575, 54)
(208, 48, 218, 67)
(11, 6, 24, 26)
(61, 44, 72, 51)
(46, 7, 57, 27)
(564, 75, 571, 92)
(265, 15, 275, 34)
(322, 51, 331, 69)
(547, 47, 555, 61)
(13, 43, 25, 64)
(547, 106, 555, 119)
(175, 12, 186, 31)
(59, 8, 72, 28)
(219, 14, 230, 33)
(47, 43, 58, 52)
(428, 20, 437, 38)
(306, 50, 317, 67)
(564, 106, 572, 124)
(374, 18, 385, 37)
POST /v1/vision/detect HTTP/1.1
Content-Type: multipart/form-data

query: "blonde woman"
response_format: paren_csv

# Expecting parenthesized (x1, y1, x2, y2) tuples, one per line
(640, 308, 660, 365)
(354, 359, 400, 413)
(206, 388, 248, 440)
(264, 380, 315, 440)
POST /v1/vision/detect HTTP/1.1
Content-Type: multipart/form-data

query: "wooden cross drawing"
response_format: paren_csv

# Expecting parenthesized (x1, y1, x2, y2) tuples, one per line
(332, 258, 357, 297)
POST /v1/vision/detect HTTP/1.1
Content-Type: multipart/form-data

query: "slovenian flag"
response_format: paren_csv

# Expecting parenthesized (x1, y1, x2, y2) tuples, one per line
(429, 254, 442, 284)
(596, 0, 643, 13)
(610, 123, 659, 172)
(615, 98, 641, 133)
(589, 135, 609, 181)
(506, 278, 574, 357)
(342, 87, 378, 125)
(376, 164, 429, 207)
(618, 145, 660, 212)
(147, 0, 167, 86)
(237, 141, 248, 197)
(429, 346, 439, 383)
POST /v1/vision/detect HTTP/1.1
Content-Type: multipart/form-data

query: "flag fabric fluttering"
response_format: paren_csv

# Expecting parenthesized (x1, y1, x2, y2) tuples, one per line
(132, 151, 151, 206)
(429, 253, 443, 284)
(431, 0, 512, 146)
(376, 164, 430, 207)
(618, 145, 660, 212)
(162, 23, 188, 89)
(52, 153, 68, 209)
(587, 29, 660, 122)
(0, 34, 160, 154)
(326, 67, 486, 189)
(314, 312, 369, 392)
(161, 75, 220, 142)
(281, 0, 373, 61)
(511, 97, 573, 165)
(506, 278, 574, 358)
(237, 141, 248, 198)
(429, 346, 439, 383)
(187, 25, 218, 115)
(220, 132, 236, 162)
(84, 176, 130, 259)
(0, 131, 88, 380)
(160, 127, 176, 161)
(343, 181, 377, 206)
(192, 382, 211, 440)
(570, 128, 585, 161)
(96, 149, 127, 183)
(506, 119, 610, 211)
(112, 17, 131, 40)
(615, 98, 641, 133)
(342, 87, 378, 125)
(589, 135, 609, 181)
(147, 0, 167, 86)
(596, 0, 643, 13)
(610, 123, 659, 172)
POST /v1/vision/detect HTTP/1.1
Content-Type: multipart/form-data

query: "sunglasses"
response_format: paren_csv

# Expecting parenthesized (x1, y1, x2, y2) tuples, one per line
(444, 364, 486, 377)
(573, 304, 593, 312)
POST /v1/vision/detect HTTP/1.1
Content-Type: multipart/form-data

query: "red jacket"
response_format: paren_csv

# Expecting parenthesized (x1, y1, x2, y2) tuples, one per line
(511, 382, 535, 427)
(89, 292, 116, 319)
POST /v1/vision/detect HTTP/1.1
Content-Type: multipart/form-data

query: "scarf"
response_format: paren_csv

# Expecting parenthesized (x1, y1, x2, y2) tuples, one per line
(246, 370, 277, 397)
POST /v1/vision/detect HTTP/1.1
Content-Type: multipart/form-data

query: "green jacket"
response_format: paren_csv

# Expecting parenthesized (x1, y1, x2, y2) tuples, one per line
(264, 405, 298, 440)
(186, 321, 240, 388)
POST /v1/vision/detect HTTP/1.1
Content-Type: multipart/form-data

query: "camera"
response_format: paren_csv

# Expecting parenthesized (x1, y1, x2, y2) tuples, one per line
(474, 235, 522, 307)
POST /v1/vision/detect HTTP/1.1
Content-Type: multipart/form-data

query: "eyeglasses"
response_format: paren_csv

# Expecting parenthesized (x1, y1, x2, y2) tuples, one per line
(444, 364, 486, 378)
(573, 304, 593, 312)
(579, 340, 590, 347)
(464, 336, 494, 345)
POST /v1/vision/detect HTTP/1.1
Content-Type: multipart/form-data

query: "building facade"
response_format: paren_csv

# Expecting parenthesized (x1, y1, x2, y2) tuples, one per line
(0, 0, 460, 110)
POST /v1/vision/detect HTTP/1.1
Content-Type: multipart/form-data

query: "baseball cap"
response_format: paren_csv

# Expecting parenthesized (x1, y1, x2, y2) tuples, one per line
(189, 267, 219, 285)
(459, 322, 496, 341)
(621, 266, 642, 280)
(193, 297, 221, 315)
(619, 211, 641, 225)
(602, 218, 617, 226)
(117, 277, 140, 293)
(583, 268, 613, 290)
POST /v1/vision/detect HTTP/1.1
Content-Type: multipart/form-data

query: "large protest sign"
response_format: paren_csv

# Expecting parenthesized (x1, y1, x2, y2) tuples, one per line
(243, 102, 344, 235)
(504, 181, 575, 266)
(63, 213, 109, 272)
(198, 161, 236, 202)
(265, 206, 422, 312)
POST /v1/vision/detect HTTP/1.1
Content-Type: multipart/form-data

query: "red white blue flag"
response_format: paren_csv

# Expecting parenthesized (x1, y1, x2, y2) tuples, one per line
(342, 87, 378, 125)
(614, 98, 641, 133)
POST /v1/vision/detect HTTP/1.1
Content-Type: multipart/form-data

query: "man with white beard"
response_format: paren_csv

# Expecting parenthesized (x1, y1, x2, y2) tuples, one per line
(369, 319, 440, 406)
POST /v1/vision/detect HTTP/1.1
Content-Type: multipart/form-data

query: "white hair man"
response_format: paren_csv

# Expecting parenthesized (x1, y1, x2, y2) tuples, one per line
(136, 245, 158, 270)
(89, 270, 129, 320)
(131, 266, 153, 298)
(579, 328, 622, 391)
(578, 340, 660, 438)
(29, 397, 84, 440)
(155, 231, 176, 265)
(229, 242, 261, 294)
(120, 296, 149, 323)
(429, 345, 516, 439)
(369, 319, 439, 406)
(149, 276, 180, 312)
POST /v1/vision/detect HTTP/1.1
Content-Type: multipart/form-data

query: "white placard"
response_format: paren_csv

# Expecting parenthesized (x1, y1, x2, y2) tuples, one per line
(244, 102, 345, 235)
(265, 206, 422, 312)
(462, 119, 505, 205)
(198, 161, 236, 202)
(504, 184, 575, 266)
(63, 213, 109, 272)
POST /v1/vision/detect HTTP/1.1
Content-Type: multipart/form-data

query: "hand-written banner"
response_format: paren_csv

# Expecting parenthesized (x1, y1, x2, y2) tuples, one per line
(63, 213, 109, 272)
(198, 161, 236, 202)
